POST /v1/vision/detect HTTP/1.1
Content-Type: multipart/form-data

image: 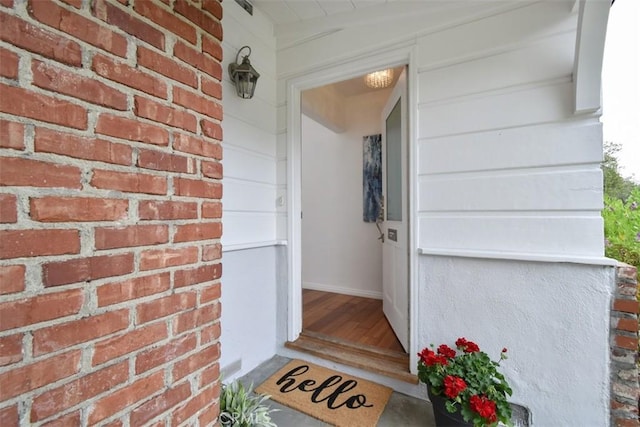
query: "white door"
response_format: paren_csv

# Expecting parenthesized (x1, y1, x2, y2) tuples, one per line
(381, 68, 408, 351)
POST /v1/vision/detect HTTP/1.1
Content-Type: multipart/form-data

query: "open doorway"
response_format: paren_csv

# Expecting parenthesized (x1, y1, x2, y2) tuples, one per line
(298, 66, 409, 360)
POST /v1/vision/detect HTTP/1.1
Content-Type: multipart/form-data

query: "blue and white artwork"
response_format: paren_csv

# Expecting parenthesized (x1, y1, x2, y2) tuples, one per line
(363, 134, 382, 222)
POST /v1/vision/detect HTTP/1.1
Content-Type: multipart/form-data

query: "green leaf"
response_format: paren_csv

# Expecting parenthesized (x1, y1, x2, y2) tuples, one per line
(219, 380, 278, 427)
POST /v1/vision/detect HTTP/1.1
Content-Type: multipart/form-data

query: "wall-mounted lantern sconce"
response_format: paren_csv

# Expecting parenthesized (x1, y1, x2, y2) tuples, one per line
(228, 45, 260, 99)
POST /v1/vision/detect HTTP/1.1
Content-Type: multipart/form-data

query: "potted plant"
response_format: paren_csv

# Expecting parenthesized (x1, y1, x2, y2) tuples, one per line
(219, 380, 278, 427)
(417, 337, 513, 427)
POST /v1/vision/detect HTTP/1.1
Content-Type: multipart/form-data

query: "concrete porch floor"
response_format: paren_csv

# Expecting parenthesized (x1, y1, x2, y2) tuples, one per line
(236, 355, 436, 426)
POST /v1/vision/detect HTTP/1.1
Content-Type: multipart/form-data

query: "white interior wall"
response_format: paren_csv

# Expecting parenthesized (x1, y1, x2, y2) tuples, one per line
(220, 1, 279, 379)
(301, 89, 390, 298)
(273, 1, 614, 425)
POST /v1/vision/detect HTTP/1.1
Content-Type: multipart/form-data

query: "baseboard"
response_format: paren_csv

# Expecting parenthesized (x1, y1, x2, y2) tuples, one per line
(302, 281, 382, 300)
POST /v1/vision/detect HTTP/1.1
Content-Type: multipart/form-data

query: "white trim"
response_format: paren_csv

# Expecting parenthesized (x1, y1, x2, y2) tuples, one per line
(417, 247, 618, 266)
(223, 240, 287, 253)
(407, 48, 419, 375)
(283, 41, 414, 91)
(573, 0, 610, 114)
(287, 83, 302, 343)
(302, 282, 382, 300)
(278, 38, 414, 82)
(286, 45, 419, 358)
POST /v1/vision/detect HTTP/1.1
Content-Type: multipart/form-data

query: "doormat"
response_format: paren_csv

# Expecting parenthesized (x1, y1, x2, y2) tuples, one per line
(255, 359, 393, 427)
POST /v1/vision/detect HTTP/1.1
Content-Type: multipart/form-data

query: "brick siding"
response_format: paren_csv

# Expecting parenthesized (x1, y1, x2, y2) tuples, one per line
(0, 0, 223, 425)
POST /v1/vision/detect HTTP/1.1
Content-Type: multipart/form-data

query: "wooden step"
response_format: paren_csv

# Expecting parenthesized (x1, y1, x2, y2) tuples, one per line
(285, 330, 418, 384)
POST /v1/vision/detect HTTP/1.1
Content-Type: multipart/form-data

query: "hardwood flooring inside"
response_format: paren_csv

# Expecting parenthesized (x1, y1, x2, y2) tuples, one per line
(302, 289, 405, 354)
(286, 289, 414, 383)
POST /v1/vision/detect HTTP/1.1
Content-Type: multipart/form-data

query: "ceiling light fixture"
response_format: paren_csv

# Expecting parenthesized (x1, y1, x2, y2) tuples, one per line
(364, 69, 394, 89)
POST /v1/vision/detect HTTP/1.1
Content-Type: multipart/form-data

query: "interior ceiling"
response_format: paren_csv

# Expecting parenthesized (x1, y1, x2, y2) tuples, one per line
(250, 0, 395, 26)
(327, 66, 404, 97)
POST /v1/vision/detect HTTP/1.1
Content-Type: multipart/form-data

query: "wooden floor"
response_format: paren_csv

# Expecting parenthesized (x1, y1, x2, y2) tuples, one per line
(302, 289, 405, 353)
(287, 289, 414, 383)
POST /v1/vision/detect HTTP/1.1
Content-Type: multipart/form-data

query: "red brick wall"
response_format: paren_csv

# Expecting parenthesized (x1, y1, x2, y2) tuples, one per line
(0, 0, 223, 425)
(611, 264, 639, 427)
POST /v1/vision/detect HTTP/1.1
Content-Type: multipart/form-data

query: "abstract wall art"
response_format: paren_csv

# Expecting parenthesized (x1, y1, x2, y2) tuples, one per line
(363, 134, 382, 222)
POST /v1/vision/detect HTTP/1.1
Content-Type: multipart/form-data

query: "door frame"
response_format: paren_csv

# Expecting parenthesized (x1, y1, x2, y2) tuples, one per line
(285, 44, 419, 373)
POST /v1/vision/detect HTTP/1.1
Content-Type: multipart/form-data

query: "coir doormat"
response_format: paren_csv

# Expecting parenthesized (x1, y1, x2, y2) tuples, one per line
(255, 359, 393, 427)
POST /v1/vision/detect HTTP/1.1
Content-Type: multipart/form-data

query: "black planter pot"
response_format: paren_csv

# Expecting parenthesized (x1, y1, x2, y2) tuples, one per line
(427, 389, 473, 427)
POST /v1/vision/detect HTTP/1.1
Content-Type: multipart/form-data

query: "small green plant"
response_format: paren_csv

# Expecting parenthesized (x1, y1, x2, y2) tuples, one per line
(220, 381, 277, 427)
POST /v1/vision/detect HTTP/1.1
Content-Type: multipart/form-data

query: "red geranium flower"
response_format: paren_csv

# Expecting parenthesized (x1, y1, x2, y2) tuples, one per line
(418, 348, 448, 366)
(463, 341, 480, 353)
(418, 348, 434, 365)
(417, 338, 512, 426)
(455, 337, 480, 353)
(455, 337, 468, 347)
(469, 394, 498, 423)
(427, 353, 448, 367)
(437, 344, 456, 358)
(443, 375, 467, 399)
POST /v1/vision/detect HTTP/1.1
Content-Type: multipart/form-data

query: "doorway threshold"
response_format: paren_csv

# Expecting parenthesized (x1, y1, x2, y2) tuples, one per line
(285, 330, 417, 384)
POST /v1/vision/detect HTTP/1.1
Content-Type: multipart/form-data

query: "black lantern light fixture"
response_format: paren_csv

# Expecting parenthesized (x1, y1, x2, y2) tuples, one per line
(228, 46, 260, 99)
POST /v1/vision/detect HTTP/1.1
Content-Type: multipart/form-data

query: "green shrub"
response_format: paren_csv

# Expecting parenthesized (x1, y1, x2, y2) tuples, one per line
(603, 188, 640, 280)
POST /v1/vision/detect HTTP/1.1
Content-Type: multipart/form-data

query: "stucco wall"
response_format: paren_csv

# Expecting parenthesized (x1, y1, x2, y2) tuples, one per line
(418, 256, 615, 426)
